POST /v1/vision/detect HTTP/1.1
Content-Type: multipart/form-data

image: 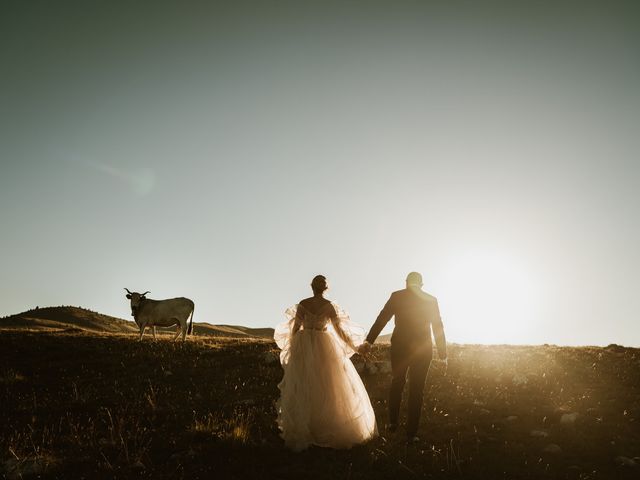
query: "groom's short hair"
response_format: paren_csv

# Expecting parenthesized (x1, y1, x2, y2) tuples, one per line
(406, 272, 423, 286)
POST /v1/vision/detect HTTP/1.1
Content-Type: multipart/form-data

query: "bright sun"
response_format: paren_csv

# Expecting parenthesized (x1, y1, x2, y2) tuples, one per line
(438, 249, 538, 345)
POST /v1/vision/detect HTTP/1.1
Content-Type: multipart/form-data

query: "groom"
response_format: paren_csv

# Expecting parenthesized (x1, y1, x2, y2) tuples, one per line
(359, 272, 447, 441)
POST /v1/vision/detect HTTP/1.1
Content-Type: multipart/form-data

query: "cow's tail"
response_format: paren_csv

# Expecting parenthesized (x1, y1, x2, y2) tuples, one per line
(187, 304, 195, 335)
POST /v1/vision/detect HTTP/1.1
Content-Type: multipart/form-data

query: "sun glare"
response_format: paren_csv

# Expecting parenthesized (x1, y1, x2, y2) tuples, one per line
(438, 249, 538, 345)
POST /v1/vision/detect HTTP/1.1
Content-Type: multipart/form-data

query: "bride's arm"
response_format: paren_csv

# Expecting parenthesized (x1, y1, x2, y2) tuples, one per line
(291, 310, 303, 335)
(329, 306, 357, 351)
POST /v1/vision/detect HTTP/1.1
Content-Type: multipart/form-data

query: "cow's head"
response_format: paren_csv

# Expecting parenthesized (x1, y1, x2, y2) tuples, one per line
(124, 288, 150, 317)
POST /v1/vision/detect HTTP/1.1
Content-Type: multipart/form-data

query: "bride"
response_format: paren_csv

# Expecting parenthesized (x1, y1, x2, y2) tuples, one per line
(274, 275, 378, 451)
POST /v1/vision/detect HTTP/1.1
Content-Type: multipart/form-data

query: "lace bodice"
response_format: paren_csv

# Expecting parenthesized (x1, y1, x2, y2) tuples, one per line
(298, 304, 333, 331)
(274, 301, 366, 364)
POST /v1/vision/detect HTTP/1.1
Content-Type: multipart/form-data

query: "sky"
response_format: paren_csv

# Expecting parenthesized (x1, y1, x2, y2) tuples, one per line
(1, 1, 639, 346)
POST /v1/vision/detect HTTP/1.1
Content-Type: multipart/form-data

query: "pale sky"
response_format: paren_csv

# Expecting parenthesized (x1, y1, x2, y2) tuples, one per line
(1, 1, 639, 346)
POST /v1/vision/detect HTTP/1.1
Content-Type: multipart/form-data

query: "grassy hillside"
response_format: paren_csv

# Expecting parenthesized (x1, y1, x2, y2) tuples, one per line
(0, 307, 274, 339)
(0, 306, 137, 333)
(1, 331, 639, 479)
(192, 323, 274, 339)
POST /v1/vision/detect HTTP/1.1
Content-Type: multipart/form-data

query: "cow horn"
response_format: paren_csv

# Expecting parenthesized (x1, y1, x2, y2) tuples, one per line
(141, 291, 150, 296)
(124, 288, 132, 294)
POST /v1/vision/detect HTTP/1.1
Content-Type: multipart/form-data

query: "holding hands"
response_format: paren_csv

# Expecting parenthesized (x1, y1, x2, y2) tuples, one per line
(357, 341, 372, 357)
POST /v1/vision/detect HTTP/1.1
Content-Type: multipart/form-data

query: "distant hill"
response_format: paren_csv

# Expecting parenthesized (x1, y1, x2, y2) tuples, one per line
(192, 323, 274, 339)
(0, 306, 137, 333)
(0, 306, 274, 339)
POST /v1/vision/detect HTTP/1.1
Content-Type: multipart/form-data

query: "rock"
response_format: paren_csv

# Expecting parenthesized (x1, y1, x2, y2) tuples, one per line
(543, 444, 562, 455)
(3, 458, 18, 476)
(566, 465, 582, 479)
(554, 406, 571, 416)
(512, 374, 528, 386)
(614, 456, 637, 468)
(531, 430, 549, 438)
(378, 361, 392, 373)
(169, 449, 196, 462)
(506, 416, 518, 422)
(560, 412, 579, 426)
(3, 457, 51, 478)
(365, 363, 379, 375)
(21, 458, 46, 476)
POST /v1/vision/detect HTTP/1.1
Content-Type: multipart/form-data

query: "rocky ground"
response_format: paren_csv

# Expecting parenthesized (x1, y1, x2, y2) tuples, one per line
(1, 330, 639, 479)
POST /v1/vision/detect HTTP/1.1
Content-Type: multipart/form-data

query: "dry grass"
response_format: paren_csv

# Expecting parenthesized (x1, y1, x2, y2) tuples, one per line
(0, 330, 639, 479)
(193, 409, 255, 444)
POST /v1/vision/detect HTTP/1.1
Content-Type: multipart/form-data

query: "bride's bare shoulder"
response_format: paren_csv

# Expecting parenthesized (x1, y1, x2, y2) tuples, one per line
(299, 298, 333, 315)
(298, 298, 314, 310)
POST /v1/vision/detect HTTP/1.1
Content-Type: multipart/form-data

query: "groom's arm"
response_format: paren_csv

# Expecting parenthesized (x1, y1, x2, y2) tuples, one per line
(365, 294, 395, 344)
(430, 299, 447, 359)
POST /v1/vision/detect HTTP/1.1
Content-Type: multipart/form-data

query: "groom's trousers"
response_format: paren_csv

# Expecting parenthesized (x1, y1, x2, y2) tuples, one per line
(389, 340, 432, 437)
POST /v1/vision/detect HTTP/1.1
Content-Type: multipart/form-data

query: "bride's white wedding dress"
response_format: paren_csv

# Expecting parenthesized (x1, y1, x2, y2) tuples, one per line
(274, 302, 378, 451)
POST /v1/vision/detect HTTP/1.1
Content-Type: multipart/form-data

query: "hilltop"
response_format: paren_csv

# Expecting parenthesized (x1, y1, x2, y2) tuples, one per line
(0, 306, 136, 333)
(0, 306, 274, 339)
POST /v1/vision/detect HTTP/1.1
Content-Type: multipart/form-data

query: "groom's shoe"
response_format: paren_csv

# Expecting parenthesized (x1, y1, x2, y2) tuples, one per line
(386, 423, 398, 433)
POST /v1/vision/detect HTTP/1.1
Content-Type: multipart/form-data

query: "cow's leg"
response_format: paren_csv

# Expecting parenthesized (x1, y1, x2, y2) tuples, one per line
(139, 324, 145, 341)
(172, 325, 181, 342)
(152, 326, 157, 341)
(181, 319, 188, 342)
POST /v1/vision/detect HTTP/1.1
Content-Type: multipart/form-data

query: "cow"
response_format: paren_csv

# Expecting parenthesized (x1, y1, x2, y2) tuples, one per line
(124, 288, 195, 342)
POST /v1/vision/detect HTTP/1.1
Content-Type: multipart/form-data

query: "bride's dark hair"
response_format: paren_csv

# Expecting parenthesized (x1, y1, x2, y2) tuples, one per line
(311, 275, 328, 294)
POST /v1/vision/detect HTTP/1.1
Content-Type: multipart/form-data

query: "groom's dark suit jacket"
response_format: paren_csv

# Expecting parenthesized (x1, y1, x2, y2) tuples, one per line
(366, 288, 447, 359)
